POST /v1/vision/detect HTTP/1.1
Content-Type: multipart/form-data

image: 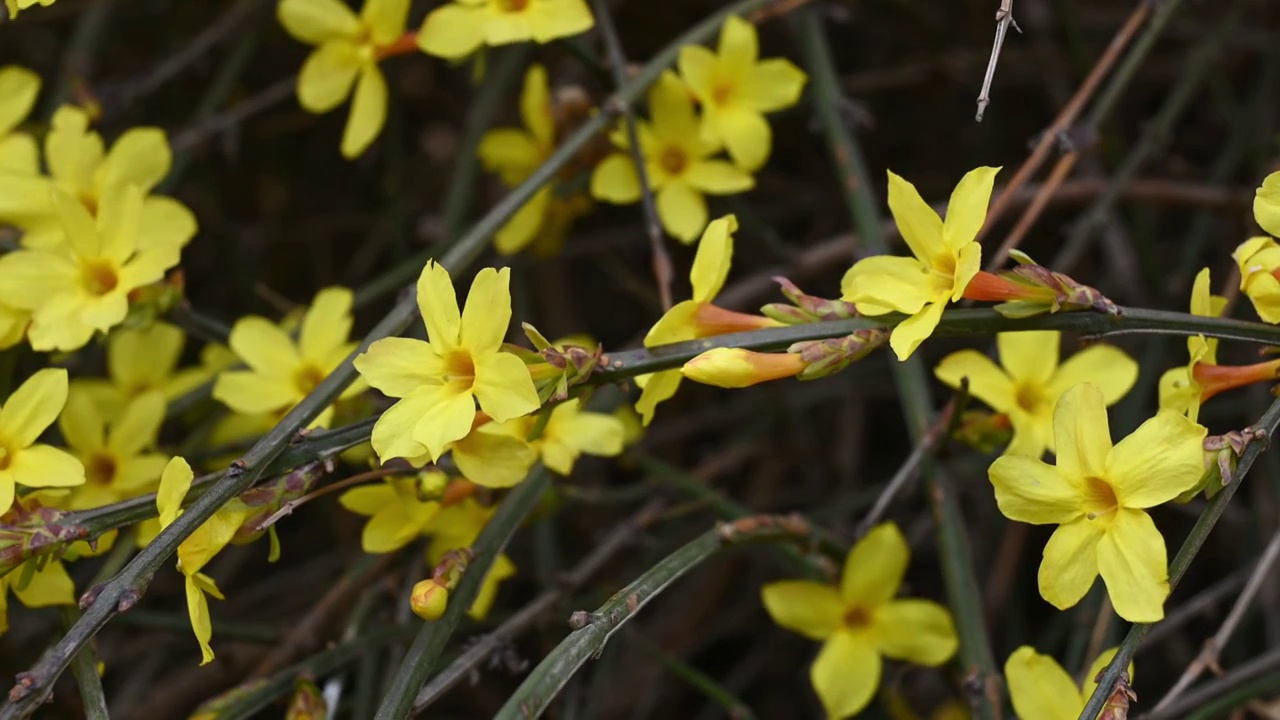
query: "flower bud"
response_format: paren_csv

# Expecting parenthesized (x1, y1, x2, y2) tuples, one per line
(681, 348, 807, 388)
(411, 578, 450, 620)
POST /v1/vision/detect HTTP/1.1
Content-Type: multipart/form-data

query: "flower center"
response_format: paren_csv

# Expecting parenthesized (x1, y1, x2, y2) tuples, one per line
(1082, 476, 1119, 519)
(0, 446, 10, 471)
(496, 0, 529, 12)
(444, 349, 477, 389)
(932, 252, 957, 278)
(711, 80, 735, 106)
(658, 145, 689, 177)
(1015, 383, 1044, 413)
(843, 605, 873, 630)
(86, 452, 118, 486)
(80, 260, 120, 296)
(292, 363, 327, 395)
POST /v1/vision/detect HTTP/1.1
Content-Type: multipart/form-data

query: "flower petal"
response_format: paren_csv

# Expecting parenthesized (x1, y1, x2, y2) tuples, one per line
(1003, 646, 1082, 720)
(493, 185, 550, 254)
(137, 195, 197, 254)
(718, 15, 758, 73)
(451, 428, 537, 487)
(649, 71, 699, 144)
(1255, 171, 1280, 239)
(1052, 383, 1111, 480)
(886, 169, 945, 264)
(689, 214, 737, 301)
(11, 560, 74, 608)
(412, 387, 476, 460)
(341, 64, 387, 158)
(156, 456, 193, 527)
(107, 390, 166, 458)
(460, 267, 512, 355)
(0, 368, 67, 448)
(1106, 409, 1206, 508)
(300, 286, 354, 363)
(634, 370, 681, 426)
(998, 331, 1059, 386)
(100, 127, 170, 192)
(590, 153, 642, 204)
(1097, 508, 1169, 622)
(212, 370, 298, 415)
(370, 389, 436, 461)
(684, 158, 755, 194)
(60, 387, 105, 453)
(278, 0, 360, 44)
(9, 444, 86, 489)
(185, 575, 217, 665)
(229, 316, 300, 377)
(45, 106, 103, 197)
(1046, 344, 1138, 406)
(760, 580, 842, 640)
(360, 0, 408, 44)
(743, 58, 807, 113)
(811, 632, 880, 720)
(656, 184, 708, 244)
(417, 261, 461, 351)
(297, 42, 361, 113)
(874, 599, 958, 666)
(1038, 518, 1103, 611)
(519, 63, 553, 147)
(841, 523, 910, 607)
(355, 337, 441, 398)
(471, 351, 540, 422)
(676, 45, 717, 102)
(0, 65, 40, 138)
(416, 4, 485, 60)
(942, 166, 999, 250)
(889, 300, 945, 361)
(934, 349, 1015, 413)
(1081, 647, 1134, 699)
(988, 454, 1082, 524)
(841, 254, 939, 315)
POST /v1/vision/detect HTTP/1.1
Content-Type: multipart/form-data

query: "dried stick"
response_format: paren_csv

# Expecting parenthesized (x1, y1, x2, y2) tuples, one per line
(975, 0, 1020, 122)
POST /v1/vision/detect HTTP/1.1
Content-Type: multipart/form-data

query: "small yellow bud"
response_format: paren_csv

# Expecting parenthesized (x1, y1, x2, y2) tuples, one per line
(410, 579, 450, 620)
(681, 348, 806, 388)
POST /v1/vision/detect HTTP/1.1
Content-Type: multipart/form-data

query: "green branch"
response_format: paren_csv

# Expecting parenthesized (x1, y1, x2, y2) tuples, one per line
(491, 514, 814, 720)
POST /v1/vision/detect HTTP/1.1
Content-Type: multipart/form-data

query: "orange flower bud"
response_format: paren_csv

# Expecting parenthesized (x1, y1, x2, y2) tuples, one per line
(681, 348, 806, 388)
(410, 578, 450, 621)
(1192, 358, 1280, 402)
(691, 304, 783, 336)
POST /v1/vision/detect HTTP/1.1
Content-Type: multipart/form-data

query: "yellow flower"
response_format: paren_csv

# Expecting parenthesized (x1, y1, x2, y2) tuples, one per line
(213, 287, 366, 429)
(156, 456, 247, 664)
(278, 0, 410, 159)
(761, 523, 958, 719)
(447, 421, 538, 487)
(987, 383, 1206, 622)
(3, 0, 56, 19)
(72, 321, 213, 420)
(417, 0, 594, 60)
(635, 216, 778, 424)
(0, 65, 40, 172)
(676, 16, 806, 171)
(0, 369, 86, 514)
(682, 347, 807, 388)
(355, 262, 540, 463)
(58, 388, 168, 510)
(1232, 174, 1280, 323)
(842, 167, 1000, 360)
(477, 64, 591, 255)
(493, 398, 624, 475)
(0, 186, 181, 352)
(935, 331, 1137, 458)
(338, 472, 444, 553)
(591, 72, 754, 243)
(0, 105, 196, 252)
(1159, 268, 1227, 423)
(424, 498, 515, 620)
(1005, 646, 1132, 720)
(0, 557, 74, 636)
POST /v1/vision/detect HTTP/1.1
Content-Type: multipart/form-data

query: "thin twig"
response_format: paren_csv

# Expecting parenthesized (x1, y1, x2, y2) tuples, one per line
(1144, 646, 1280, 720)
(1151, 527, 1280, 713)
(855, 398, 956, 537)
(592, 0, 674, 311)
(975, 0, 1020, 122)
(253, 467, 402, 532)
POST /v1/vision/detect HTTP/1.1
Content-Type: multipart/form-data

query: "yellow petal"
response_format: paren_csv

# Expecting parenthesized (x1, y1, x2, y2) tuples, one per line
(212, 369, 299, 415)
(676, 45, 717, 104)
(713, 110, 770, 172)
(229, 316, 301, 376)
(1038, 518, 1103, 611)
(278, 0, 360, 44)
(114, 454, 169, 494)
(156, 456, 194, 528)
(297, 42, 361, 113)
(1097, 508, 1168, 622)
(942, 166, 1000, 250)
(478, 129, 542, 186)
(649, 71, 699, 145)
(1255, 171, 1280, 238)
(300, 286, 354, 363)
(370, 388, 435, 461)
(416, 3, 485, 59)
(471, 351, 540, 422)
(743, 58, 807, 113)
(811, 631, 880, 720)
(0, 368, 67, 447)
(1106, 409, 1206, 508)
(493, 185, 550, 254)
(841, 254, 940, 316)
(519, 63, 553, 147)
(656, 183, 707, 244)
(684, 159, 755, 194)
(634, 370, 681, 426)
(0, 476, 12, 514)
(0, 134, 38, 174)
(451, 428, 537, 487)
(949, 240, 981, 301)
(341, 64, 387, 158)
(412, 387, 477, 460)
(988, 455, 1081, 524)
(0, 65, 40, 137)
(717, 15, 758, 74)
(544, 400, 624, 459)
(337, 481, 398, 516)
(1081, 647, 1134, 700)
(184, 575, 217, 665)
(360, 0, 408, 44)
(1052, 383, 1111, 480)
(355, 337, 441, 397)
(459, 267, 512, 355)
(466, 552, 516, 620)
(51, 187, 101, 258)
(760, 580, 843, 640)
(1045, 344, 1138, 407)
(416, 261, 461, 351)
(934, 349, 1015, 413)
(59, 386, 106, 453)
(1158, 367, 1201, 424)
(886, 169, 945, 264)
(108, 322, 184, 394)
(106, 390, 166, 458)
(873, 599, 958, 666)
(1242, 269, 1280, 324)
(590, 153, 642, 203)
(11, 560, 74, 607)
(889, 301, 945, 361)
(527, 0, 593, 42)
(841, 522, 908, 606)
(8, 444, 84, 490)
(99, 127, 170, 192)
(362, 503, 433, 552)
(45, 106, 103, 197)
(688, 214, 737, 301)
(1003, 646, 1081, 720)
(997, 331, 1059, 386)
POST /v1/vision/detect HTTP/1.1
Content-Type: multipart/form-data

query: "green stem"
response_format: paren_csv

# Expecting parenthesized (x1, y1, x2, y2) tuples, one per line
(491, 514, 813, 720)
(1078, 395, 1280, 719)
(60, 606, 108, 720)
(374, 467, 551, 719)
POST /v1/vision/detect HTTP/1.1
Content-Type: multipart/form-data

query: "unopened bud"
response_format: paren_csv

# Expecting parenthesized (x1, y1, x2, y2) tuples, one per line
(789, 328, 889, 379)
(762, 277, 859, 324)
(681, 348, 807, 388)
(411, 578, 450, 620)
